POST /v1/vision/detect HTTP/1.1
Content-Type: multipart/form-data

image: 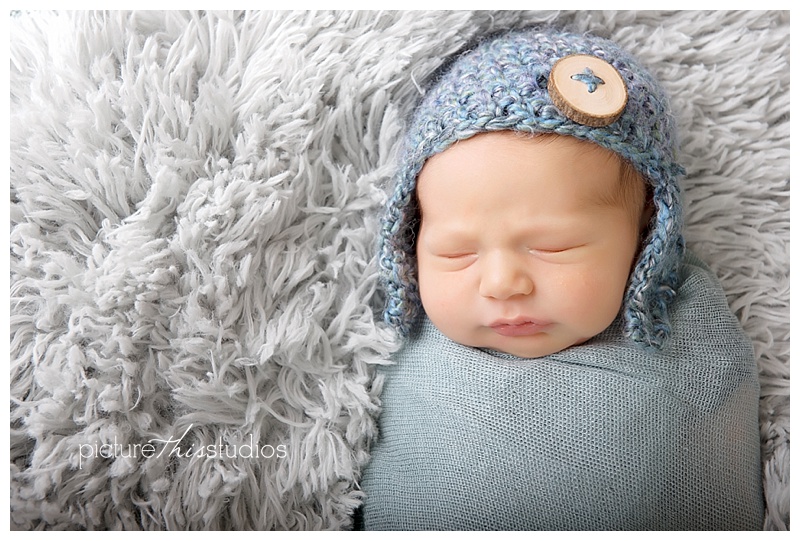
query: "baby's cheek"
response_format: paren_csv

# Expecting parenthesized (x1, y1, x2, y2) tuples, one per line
(420, 269, 470, 316)
(554, 266, 625, 323)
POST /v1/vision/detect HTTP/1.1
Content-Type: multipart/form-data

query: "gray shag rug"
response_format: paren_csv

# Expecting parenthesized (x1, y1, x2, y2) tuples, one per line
(9, 10, 789, 530)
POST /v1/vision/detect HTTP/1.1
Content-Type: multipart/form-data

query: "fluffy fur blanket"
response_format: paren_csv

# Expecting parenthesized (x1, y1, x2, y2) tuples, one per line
(9, 10, 789, 530)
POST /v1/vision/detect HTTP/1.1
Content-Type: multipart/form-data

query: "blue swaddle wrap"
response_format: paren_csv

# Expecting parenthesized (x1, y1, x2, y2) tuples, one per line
(361, 253, 764, 530)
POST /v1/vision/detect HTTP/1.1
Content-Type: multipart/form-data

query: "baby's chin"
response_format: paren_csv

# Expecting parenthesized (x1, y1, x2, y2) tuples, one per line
(477, 341, 570, 359)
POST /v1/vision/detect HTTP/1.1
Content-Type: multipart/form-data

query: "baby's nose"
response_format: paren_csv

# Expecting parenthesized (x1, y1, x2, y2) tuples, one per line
(478, 252, 534, 300)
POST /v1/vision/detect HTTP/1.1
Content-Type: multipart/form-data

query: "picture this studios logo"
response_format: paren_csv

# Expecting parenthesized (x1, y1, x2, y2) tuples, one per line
(77, 424, 288, 469)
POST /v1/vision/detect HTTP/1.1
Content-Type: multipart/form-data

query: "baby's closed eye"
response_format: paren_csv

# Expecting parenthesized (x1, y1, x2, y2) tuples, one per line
(527, 243, 589, 262)
(439, 251, 477, 259)
(529, 243, 586, 253)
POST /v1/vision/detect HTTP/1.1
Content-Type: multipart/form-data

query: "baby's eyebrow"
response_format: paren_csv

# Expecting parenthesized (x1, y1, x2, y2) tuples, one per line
(423, 218, 591, 241)
(419, 226, 474, 244)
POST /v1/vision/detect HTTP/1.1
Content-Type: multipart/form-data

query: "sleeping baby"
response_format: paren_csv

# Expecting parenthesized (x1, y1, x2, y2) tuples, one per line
(358, 28, 764, 530)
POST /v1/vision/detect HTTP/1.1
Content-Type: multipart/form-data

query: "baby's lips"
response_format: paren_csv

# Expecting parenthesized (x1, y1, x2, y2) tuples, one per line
(488, 317, 553, 337)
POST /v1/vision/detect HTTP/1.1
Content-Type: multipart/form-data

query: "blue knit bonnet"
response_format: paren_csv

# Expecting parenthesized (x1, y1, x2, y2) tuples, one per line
(379, 28, 685, 350)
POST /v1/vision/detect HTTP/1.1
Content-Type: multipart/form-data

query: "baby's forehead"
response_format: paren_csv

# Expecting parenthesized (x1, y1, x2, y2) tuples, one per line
(416, 132, 627, 206)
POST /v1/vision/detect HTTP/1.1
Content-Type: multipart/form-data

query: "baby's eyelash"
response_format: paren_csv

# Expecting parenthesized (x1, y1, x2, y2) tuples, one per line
(529, 244, 587, 255)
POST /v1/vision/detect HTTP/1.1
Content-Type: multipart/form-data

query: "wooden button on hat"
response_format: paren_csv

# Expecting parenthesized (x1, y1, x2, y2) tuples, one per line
(548, 54, 628, 127)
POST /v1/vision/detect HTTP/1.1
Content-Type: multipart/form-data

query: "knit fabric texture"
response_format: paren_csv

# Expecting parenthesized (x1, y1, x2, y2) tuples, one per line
(361, 252, 763, 530)
(379, 28, 685, 349)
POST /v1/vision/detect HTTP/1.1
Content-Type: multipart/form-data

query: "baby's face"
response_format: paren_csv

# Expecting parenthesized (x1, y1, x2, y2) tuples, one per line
(415, 132, 646, 358)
